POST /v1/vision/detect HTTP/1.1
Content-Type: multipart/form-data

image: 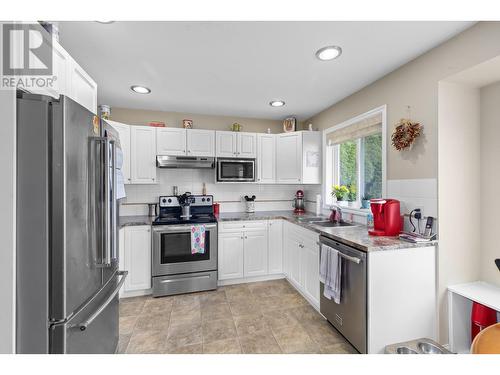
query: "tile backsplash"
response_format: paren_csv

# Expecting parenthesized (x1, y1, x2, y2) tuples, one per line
(120, 168, 319, 216)
(121, 172, 438, 235)
(387, 178, 438, 233)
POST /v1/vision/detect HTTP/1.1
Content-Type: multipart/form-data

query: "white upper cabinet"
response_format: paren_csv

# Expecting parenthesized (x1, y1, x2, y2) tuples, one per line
(130, 126, 157, 184)
(237, 132, 257, 158)
(276, 132, 302, 184)
(10, 26, 97, 113)
(257, 134, 276, 183)
(216, 131, 237, 157)
(108, 120, 131, 184)
(67, 58, 98, 114)
(216, 131, 256, 158)
(187, 129, 215, 157)
(156, 128, 187, 156)
(276, 131, 321, 184)
(44, 41, 70, 99)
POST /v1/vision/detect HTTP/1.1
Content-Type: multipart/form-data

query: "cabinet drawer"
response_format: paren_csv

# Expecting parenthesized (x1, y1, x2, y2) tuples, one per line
(219, 220, 267, 232)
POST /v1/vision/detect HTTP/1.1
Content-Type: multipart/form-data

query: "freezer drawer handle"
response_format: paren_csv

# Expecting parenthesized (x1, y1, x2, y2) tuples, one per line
(159, 274, 210, 284)
(77, 270, 128, 332)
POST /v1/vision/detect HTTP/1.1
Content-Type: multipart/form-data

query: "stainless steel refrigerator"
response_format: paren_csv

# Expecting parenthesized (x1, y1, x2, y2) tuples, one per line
(16, 92, 127, 353)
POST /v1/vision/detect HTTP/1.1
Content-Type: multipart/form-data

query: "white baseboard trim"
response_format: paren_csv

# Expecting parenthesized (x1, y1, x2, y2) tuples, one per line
(218, 274, 285, 286)
(120, 289, 152, 299)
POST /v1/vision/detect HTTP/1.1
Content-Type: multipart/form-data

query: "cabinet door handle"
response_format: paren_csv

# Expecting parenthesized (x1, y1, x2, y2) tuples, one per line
(245, 236, 248, 239)
(241, 236, 244, 239)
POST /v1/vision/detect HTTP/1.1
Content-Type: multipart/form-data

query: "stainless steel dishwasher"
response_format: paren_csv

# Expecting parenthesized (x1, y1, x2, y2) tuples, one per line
(319, 235, 367, 353)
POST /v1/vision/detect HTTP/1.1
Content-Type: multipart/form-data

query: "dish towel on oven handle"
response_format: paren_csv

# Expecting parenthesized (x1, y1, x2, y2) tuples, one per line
(319, 244, 342, 304)
(191, 225, 206, 254)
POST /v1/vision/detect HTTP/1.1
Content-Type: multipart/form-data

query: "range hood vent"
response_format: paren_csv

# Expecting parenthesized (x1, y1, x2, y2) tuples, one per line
(156, 155, 215, 169)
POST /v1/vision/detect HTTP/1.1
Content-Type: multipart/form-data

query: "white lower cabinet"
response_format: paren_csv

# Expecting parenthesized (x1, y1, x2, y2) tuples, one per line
(218, 232, 245, 280)
(243, 230, 268, 277)
(119, 226, 152, 297)
(267, 220, 283, 274)
(283, 221, 320, 308)
(301, 240, 320, 307)
(217, 219, 318, 308)
(218, 220, 269, 281)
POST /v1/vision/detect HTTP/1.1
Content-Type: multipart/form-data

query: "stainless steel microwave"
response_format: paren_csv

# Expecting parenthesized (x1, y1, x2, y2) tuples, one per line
(216, 158, 255, 182)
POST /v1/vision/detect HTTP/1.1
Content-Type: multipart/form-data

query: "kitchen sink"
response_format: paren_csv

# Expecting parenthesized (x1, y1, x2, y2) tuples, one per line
(396, 347, 418, 354)
(297, 216, 326, 222)
(311, 221, 356, 228)
(417, 342, 445, 354)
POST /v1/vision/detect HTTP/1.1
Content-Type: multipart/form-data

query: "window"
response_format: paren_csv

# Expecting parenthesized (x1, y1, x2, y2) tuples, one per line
(324, 107, 386, 209)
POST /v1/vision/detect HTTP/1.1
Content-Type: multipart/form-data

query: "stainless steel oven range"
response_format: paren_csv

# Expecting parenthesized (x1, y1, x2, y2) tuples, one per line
(152, 194, 218, 297)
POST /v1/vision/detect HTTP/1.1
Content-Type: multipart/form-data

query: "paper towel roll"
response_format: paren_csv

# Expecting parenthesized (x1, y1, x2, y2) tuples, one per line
(316, 194, 322, 215)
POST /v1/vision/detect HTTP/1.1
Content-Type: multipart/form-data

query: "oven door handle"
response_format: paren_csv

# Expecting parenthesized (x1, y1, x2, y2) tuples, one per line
(154, 224, 217, 232)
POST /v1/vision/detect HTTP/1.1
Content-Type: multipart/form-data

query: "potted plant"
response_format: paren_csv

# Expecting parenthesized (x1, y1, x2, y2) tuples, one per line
(361, 194, 371, 209)
(347, 184, 357, 207)
(332, 185, 349, 207)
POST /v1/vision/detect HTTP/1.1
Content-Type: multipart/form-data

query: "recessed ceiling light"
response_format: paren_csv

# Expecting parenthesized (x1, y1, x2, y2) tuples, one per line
(315, 45, 342, 61)
(95, 21, 115, 24)
(269, 100, 285, 107)
(131, 85, 151, 94)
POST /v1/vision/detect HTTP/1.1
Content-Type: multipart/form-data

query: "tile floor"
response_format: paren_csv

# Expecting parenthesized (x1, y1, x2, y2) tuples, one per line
(118, 279, 358, 354)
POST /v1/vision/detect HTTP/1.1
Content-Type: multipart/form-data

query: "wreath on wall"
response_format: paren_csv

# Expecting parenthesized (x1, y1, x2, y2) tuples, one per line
(391, 118, 423, 151)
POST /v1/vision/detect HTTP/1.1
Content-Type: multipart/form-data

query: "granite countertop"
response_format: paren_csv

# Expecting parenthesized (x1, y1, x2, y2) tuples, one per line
(119, 215, 154, 228)
(217, 210, 437, 252)
(119, 210, 437, 252)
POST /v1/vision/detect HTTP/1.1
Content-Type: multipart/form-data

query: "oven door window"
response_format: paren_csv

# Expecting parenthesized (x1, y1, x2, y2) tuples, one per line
(219, 161, 254, 180)
(160, 231, 210, 264)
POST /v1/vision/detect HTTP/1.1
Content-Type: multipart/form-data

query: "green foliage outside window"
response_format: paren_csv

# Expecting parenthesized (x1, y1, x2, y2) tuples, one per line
(337, 133, 382, 201)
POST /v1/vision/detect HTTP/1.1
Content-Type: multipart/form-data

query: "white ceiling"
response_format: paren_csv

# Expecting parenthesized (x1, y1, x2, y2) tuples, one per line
(59, 21, 473, 120)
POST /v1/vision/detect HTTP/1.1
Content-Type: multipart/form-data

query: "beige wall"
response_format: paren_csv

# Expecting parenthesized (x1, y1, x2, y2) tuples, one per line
(111, 107, 284, 133)
(305, 22, 500, 180)
(438, 81, 481, 344)
(480, 81, 500, 288)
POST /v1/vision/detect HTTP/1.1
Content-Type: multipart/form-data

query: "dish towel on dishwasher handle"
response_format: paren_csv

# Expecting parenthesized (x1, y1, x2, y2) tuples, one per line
(319, 244, 342, 304)
(191, 225, 206, 254)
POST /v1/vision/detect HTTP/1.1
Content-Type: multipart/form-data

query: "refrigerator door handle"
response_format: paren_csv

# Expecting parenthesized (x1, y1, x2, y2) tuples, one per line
(76, 270, 128, 331)
(102, 138, 111, 266)
(110, 140, 117, 263)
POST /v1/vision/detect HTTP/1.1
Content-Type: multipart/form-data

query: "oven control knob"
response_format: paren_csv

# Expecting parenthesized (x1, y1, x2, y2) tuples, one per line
(162, 198, 167, 203)
(202, 198, 206, 202)
(167, 199, 172, 203)
(207, 197, 211, 202)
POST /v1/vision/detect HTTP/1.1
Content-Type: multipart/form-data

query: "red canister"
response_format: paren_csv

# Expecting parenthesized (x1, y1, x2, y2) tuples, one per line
(471, 302, 498, 340)
(213, 202, 220, 215)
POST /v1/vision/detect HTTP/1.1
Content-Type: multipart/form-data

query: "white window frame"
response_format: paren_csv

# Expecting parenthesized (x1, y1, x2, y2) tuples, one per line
(322, 105, 387, 211)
